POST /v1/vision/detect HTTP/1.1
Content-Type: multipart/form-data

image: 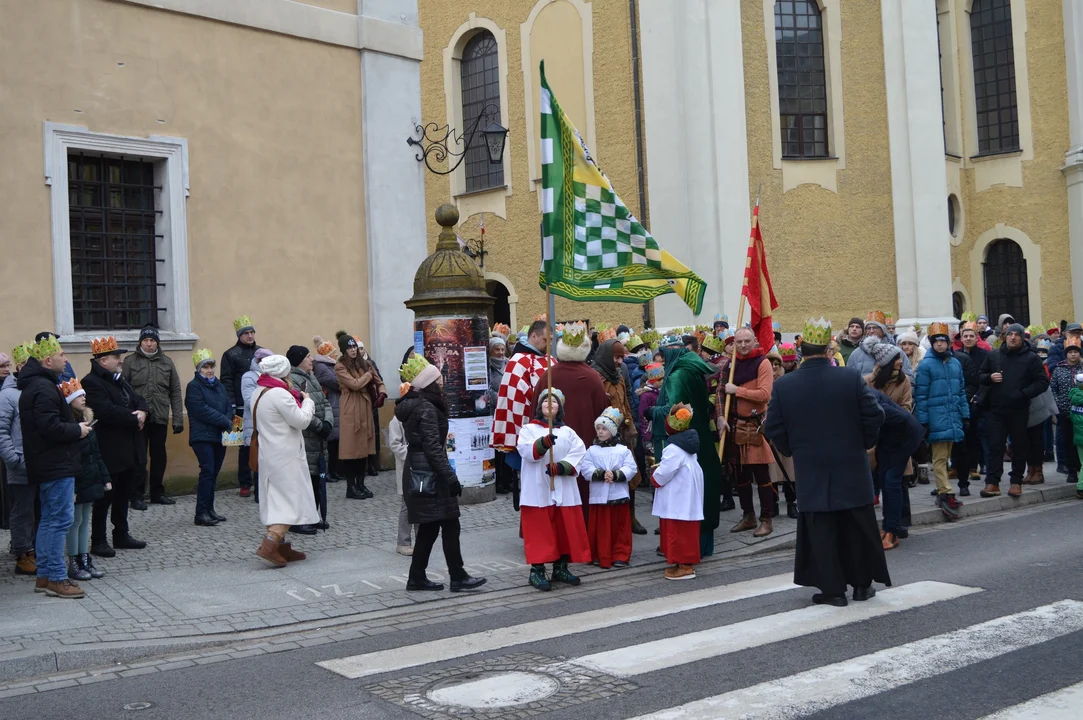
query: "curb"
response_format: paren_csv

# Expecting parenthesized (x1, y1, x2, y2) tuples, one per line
(908, 482, 1078, 526)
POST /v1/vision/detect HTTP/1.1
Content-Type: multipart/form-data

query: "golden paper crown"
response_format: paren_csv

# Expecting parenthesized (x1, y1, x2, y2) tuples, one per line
(492, 323, 511, 339)
(866, 310, 887, 326)
(29, 335, 62, 360)
(961, 321, 979, 333)
(802, 318, 832, 346)
(59, 377, 83, 398)
(928, 322, 951, 338)
(701, 335, 727, 356)
(233, 315, 254, 333)
(1065, 336, 1082, 350)
(400, 355, 432, 384)
(192, 348, 215, 369)
(560, 321, 588, 348)
(596, 324, 616, 343)
(11, 343, 32, 366)
(626, 334, 647, 351)
(90, 336, 119, 355)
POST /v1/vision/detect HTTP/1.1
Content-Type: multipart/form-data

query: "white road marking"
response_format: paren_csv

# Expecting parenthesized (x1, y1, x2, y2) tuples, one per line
(626, 600, 1083, 720)
(572, 581, 980, 677)
(317, 572, 799, 678)
(426, 671, 560, 709)
(979, 680, 1083, 719)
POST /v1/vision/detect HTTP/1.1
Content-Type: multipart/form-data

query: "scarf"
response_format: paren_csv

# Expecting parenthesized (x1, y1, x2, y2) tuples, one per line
(593, 435, 619, 447)
(257, 374, 302, 406)
(732, 348, 766, 386)
(591, 339, 622, 385)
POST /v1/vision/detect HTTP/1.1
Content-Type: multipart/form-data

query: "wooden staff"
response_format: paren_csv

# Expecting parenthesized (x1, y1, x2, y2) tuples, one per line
(545, 284, 556, 491)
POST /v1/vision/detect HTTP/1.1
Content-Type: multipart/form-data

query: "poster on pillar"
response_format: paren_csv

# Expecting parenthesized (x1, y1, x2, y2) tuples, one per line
(414, 316, 495, 486)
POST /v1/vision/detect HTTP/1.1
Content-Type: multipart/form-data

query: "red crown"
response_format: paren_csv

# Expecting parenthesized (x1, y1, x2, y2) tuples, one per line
(90, 336, 119, 354)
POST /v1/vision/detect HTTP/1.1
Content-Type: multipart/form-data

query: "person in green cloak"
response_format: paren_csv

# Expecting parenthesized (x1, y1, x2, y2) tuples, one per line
(651, 342, 722, 556)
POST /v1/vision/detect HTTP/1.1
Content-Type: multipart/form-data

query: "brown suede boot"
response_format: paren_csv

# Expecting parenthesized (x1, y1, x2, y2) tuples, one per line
(730, 512, 757, 533)
(45, 579, 85, 599)
(34, 577, 48, 593)
(256, 534, 287, 568)
(979, 483, 1001, 497)
(278, 542, 306, 562)
(753, 517, 773, 538)
(1008, 483, 1023, 497)
(15, 551, 36, 575)
(1024, 467, 1045, 485)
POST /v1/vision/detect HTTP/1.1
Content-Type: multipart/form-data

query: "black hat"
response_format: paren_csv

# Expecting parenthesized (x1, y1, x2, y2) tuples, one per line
(336, 330, 358, 356)
(286, 345, 310, 368)
(139, 325, 160, 343)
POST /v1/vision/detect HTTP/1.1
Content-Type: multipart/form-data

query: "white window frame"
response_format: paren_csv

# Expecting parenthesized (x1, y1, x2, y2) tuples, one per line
(43, 122, 197, 352)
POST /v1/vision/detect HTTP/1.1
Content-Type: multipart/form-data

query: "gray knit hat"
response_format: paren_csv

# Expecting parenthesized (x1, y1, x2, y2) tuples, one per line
(871, 341, 902, 367)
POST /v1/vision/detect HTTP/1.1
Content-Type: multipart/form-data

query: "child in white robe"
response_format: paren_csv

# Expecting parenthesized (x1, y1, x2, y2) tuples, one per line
(651, 404, 705, 580)
(580, 407, 637, 569)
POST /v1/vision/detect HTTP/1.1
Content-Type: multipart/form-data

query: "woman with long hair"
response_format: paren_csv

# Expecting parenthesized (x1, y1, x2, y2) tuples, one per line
(334, 331, 386, 500)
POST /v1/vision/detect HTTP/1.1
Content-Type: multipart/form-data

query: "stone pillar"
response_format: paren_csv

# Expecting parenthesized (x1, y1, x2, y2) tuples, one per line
(358, 0, 427, 392)
(1064, 0, 1083, 321)
(638, 0, 750, 328)
(881, 0, 957, 328)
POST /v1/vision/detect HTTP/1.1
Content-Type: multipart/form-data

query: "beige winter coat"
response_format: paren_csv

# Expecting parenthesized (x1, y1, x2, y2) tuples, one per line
(335, 360, 386, 459)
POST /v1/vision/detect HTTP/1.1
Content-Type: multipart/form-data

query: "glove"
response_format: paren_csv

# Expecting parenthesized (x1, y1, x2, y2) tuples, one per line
(172, 425, 184, 435)
(532, 434, 556, 459)
(319, 420, 332, 439)
(449, 477, 463, 497)
(545, 461, 574, 476)
(375, 392, 387, 409)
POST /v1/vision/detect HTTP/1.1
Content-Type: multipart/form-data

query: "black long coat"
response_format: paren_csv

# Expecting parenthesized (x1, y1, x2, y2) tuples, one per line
(395, 389, 460, 525)
(764, 357, 884, 512)
(81, 361, 149, 475)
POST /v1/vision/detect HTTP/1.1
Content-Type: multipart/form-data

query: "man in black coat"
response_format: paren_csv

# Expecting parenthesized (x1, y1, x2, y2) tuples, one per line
(82, 338, 150, 556)
(764, 327, 888, 607)
(977, 324, 1049, 498)
(221, 317, 261, 497)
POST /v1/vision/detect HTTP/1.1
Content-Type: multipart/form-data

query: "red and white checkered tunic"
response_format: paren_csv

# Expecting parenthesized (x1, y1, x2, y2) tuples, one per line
(490, 351, 553, 450)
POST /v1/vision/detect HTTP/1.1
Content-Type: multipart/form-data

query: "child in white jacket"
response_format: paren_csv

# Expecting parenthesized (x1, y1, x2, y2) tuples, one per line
(579, 407, 637, 569)
(651, 404, 704, 581)
(388, 412, 412, 556)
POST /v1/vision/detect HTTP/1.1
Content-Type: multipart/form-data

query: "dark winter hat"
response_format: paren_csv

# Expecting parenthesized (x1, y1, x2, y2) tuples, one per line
(1005, 323, 1026, 337)
(848, 317, 864, 330)
(286, 345, 310, 368)
(139, 325, 160, 343)
(336, 330, 358, 356)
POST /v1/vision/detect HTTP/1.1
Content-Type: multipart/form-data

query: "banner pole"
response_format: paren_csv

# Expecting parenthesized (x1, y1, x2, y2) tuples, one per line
(545, 284, 555, 491)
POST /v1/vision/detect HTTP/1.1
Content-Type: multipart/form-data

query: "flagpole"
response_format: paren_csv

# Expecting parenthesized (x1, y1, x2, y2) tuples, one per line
(718, 185, 762, 462)
(545, 284, 556, 492)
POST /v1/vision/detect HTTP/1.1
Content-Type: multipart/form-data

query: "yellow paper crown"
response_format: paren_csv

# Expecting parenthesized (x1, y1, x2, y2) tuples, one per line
(1025, 324, 1043, 337)
(701, 335, 727, 355)
(400, 354, 432, 384)
(233, 315, 254, 333)
(561, 321, 588, 348)
(29, 335, 62, 360)
(928, 322, 951, 338)
(90, 336, 119, 355)
(802, 318, 832, 346)
(961, 321, 979, 333)
(11, 343, 32, 366)
(626, 334, 646, 351)
(192, 348, 215, 368)
(961, 311, 978, 323)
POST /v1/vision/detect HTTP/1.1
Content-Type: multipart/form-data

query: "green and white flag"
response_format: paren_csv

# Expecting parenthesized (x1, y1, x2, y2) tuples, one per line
(538, 61, 706, 314)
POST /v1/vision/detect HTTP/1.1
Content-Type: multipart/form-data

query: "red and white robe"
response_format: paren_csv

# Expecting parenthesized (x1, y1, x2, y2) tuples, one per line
(580, 443, 637, 568)
(652, 441, 705, 566)
(517, 421, 591, 565)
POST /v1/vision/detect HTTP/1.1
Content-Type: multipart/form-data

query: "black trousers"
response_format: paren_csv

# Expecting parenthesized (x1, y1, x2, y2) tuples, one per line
(1026, 423, 1045, 468)
(327, 439, 340, 477)
(409, 518, 467, 583)
(134, 422, 169, 501)
(736, 463, 776, 519)
(92, 468, 135, 544)
(951, 433, 973, 489)
(987, 411, 1029, 485)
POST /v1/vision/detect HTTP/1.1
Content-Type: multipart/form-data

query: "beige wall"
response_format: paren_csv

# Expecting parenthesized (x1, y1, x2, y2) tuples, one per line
(419, 0, 650, 331)
(0, 0, 370, 368)
(296, 0, 358, 13)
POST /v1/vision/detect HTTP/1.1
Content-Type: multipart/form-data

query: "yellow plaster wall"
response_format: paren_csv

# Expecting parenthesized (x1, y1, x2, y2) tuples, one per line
(949, 0, 1072, 324)
(743, 0, 897, 333)
(419, 0, 651, 332)
(295, 0, 358, 13)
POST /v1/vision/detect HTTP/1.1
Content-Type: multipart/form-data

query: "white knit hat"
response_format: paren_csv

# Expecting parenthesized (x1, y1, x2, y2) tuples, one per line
(896, 331, 920, 346)
(259, 354, 291, 379)
(595, 407, 623, 437)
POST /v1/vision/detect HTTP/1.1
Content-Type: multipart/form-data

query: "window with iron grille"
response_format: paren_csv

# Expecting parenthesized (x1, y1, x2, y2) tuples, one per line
(460, 31, 504, 193)
(983, 238, 1028, 325)
(67, 152, 162, 331)
(775, 0, 829, 159)
(970, 0, 1019, 154)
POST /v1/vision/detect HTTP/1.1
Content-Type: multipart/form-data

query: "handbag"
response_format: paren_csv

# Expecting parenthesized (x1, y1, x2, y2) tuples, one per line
(1027, 387, 1059, 428)
(408, 468, 437, 498)
(248, 390, 266, 473)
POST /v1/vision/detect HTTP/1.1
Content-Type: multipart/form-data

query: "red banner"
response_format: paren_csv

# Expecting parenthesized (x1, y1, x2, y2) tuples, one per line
(742, 205, 779, 352)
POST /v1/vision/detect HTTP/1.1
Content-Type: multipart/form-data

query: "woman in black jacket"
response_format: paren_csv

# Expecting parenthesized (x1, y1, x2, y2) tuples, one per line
(395, 356, 486, 593)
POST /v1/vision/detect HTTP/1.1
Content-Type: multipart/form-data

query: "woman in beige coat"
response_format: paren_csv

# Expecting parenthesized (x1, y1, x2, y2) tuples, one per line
(334, 332, 386, 499)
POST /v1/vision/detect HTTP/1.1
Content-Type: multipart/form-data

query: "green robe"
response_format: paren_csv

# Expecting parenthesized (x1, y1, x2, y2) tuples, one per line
(651, 347, 722, 532)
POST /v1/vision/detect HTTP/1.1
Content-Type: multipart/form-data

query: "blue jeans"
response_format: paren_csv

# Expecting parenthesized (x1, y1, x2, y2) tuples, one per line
(192, 442, 226, 516)
(877, 461, 905, 533)
(66, 502, 92, 556)
(36, 477, 75, 581)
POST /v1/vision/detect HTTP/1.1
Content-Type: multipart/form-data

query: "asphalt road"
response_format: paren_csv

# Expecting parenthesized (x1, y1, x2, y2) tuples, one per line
(5, 500, 1082, 720)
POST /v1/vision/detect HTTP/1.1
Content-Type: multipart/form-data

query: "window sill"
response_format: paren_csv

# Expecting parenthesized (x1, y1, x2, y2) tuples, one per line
(780, 155, 839, 162)
(945, 153, 963, 161)
(969, 149, 1023, 162)
(453, 184, 509, 200)
(59, 330, 199, 354)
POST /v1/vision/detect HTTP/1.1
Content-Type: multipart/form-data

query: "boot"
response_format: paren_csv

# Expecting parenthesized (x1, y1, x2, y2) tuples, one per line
(529, 564, 551, 591)
(278, 542, 306, 562)
(81, 554, 105, 579)
(345, 476, 366, 500)
(45, 579, 85, 599)
(630, 507, 647, 535)
(366, 456, 380, 477)
(787, 502, 798, 519)
(979, 483, 1001, 497)
(752, 517, 773, 538)
(1023, 466, 1045, 485)
(67, 556, 91, 581)
(256, 533, 287, 568)
(550, 558, 581, 586)
(730, 512, 757, 533)
(720, 497, 736, 512)
(357, 477, 374, 499)
(14, 551, 36, 575)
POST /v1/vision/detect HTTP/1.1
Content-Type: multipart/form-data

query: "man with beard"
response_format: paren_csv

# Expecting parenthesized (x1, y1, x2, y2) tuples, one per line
(846, 311, 914, 380)
(764, 318, 888, 606)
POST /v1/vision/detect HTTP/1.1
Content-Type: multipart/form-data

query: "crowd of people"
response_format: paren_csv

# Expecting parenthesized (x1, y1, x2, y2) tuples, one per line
(3, 305, 1080, 604)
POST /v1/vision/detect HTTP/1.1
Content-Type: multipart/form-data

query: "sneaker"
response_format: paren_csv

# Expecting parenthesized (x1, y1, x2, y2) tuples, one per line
(551, 561, 581, 586)
(14, 551, 36, 575)
(239, 487, 252, 498)
(529, 565, 551, 591)
(665, 564, 696, 581)
(396, 545, 413, 557)
(45, 579, 85, 599)
(937, 493, 962, 520)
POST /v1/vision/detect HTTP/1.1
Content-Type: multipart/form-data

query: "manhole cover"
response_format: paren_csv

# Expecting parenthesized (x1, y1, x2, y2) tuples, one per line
(426, 671, 561, 709)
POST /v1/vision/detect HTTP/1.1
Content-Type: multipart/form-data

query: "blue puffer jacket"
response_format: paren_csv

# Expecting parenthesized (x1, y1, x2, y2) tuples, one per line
(914, 350, 970, 443)
(184, 373, 233, 446)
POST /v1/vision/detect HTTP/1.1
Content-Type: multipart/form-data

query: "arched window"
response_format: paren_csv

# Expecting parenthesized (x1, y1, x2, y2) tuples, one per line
(775, 0, 828, 158)
(952, 291, 965, 320)
(970, 0, 1018, 154)
(460, 31, 504, 193)
(983, 238, 1028, 325)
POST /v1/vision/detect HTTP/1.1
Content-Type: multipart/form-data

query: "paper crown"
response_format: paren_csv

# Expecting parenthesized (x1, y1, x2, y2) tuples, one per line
(885, 314, 894, 324)
(233, 315, 254, 333)
(693, 329, 708, 347)
(659, 334, 684, 348)
(399, 355, 433, 384)
(534, 313, 548, 322)
(192, 348, 215, 369)
(640, 329, 661, 349)
(90, 336, 121, 355)
(701, 335, 727, 356)
(59, 377, 83, 399)
(803, 318, 832, 346)
(626, 334, 647, 351)
(1065, 336, 1082, 350)
(866, 310, 887, 326)
(666, 404, 693, 433)
(714, 313, 729, 325)
(719, 328, 735, 344)
(598, 406, 624, 429)
(961, 311, 978, 323)
(1036, 338, 1052, 350)
(560, 321, 588, 348)
(645, 362, 665, 383)
(1025, 324, 1044, 338)
(1047, 322, 1061, 335)
(772, 321, 781, 332)
(928, 322, 951, 339)
(492, 323, 511, 340)
(11, 343, 32, 366)
(596, 324, 616, 343)
(29, 335, 62, 360)
(779, 342, 798, 361)
(537, 387, 565, 405)
(961, 321, 979, 333)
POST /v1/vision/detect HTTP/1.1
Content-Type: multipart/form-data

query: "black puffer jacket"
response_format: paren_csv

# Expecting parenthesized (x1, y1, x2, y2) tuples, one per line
(959, 345, 989, 401)
(17, 358, 82, 484)
(395, 388, 460, 525)
(979, 341, 1049, 415)
(74, 409, 109, 504)
(220, 340, 261, 411)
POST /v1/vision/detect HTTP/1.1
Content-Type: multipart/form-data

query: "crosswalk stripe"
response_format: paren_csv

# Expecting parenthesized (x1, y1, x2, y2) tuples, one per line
(626, 600, 1083, 720)
(317, 572, 799, 679)
(979, 680, 1083, 719)
(571, 581, 980, 677)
